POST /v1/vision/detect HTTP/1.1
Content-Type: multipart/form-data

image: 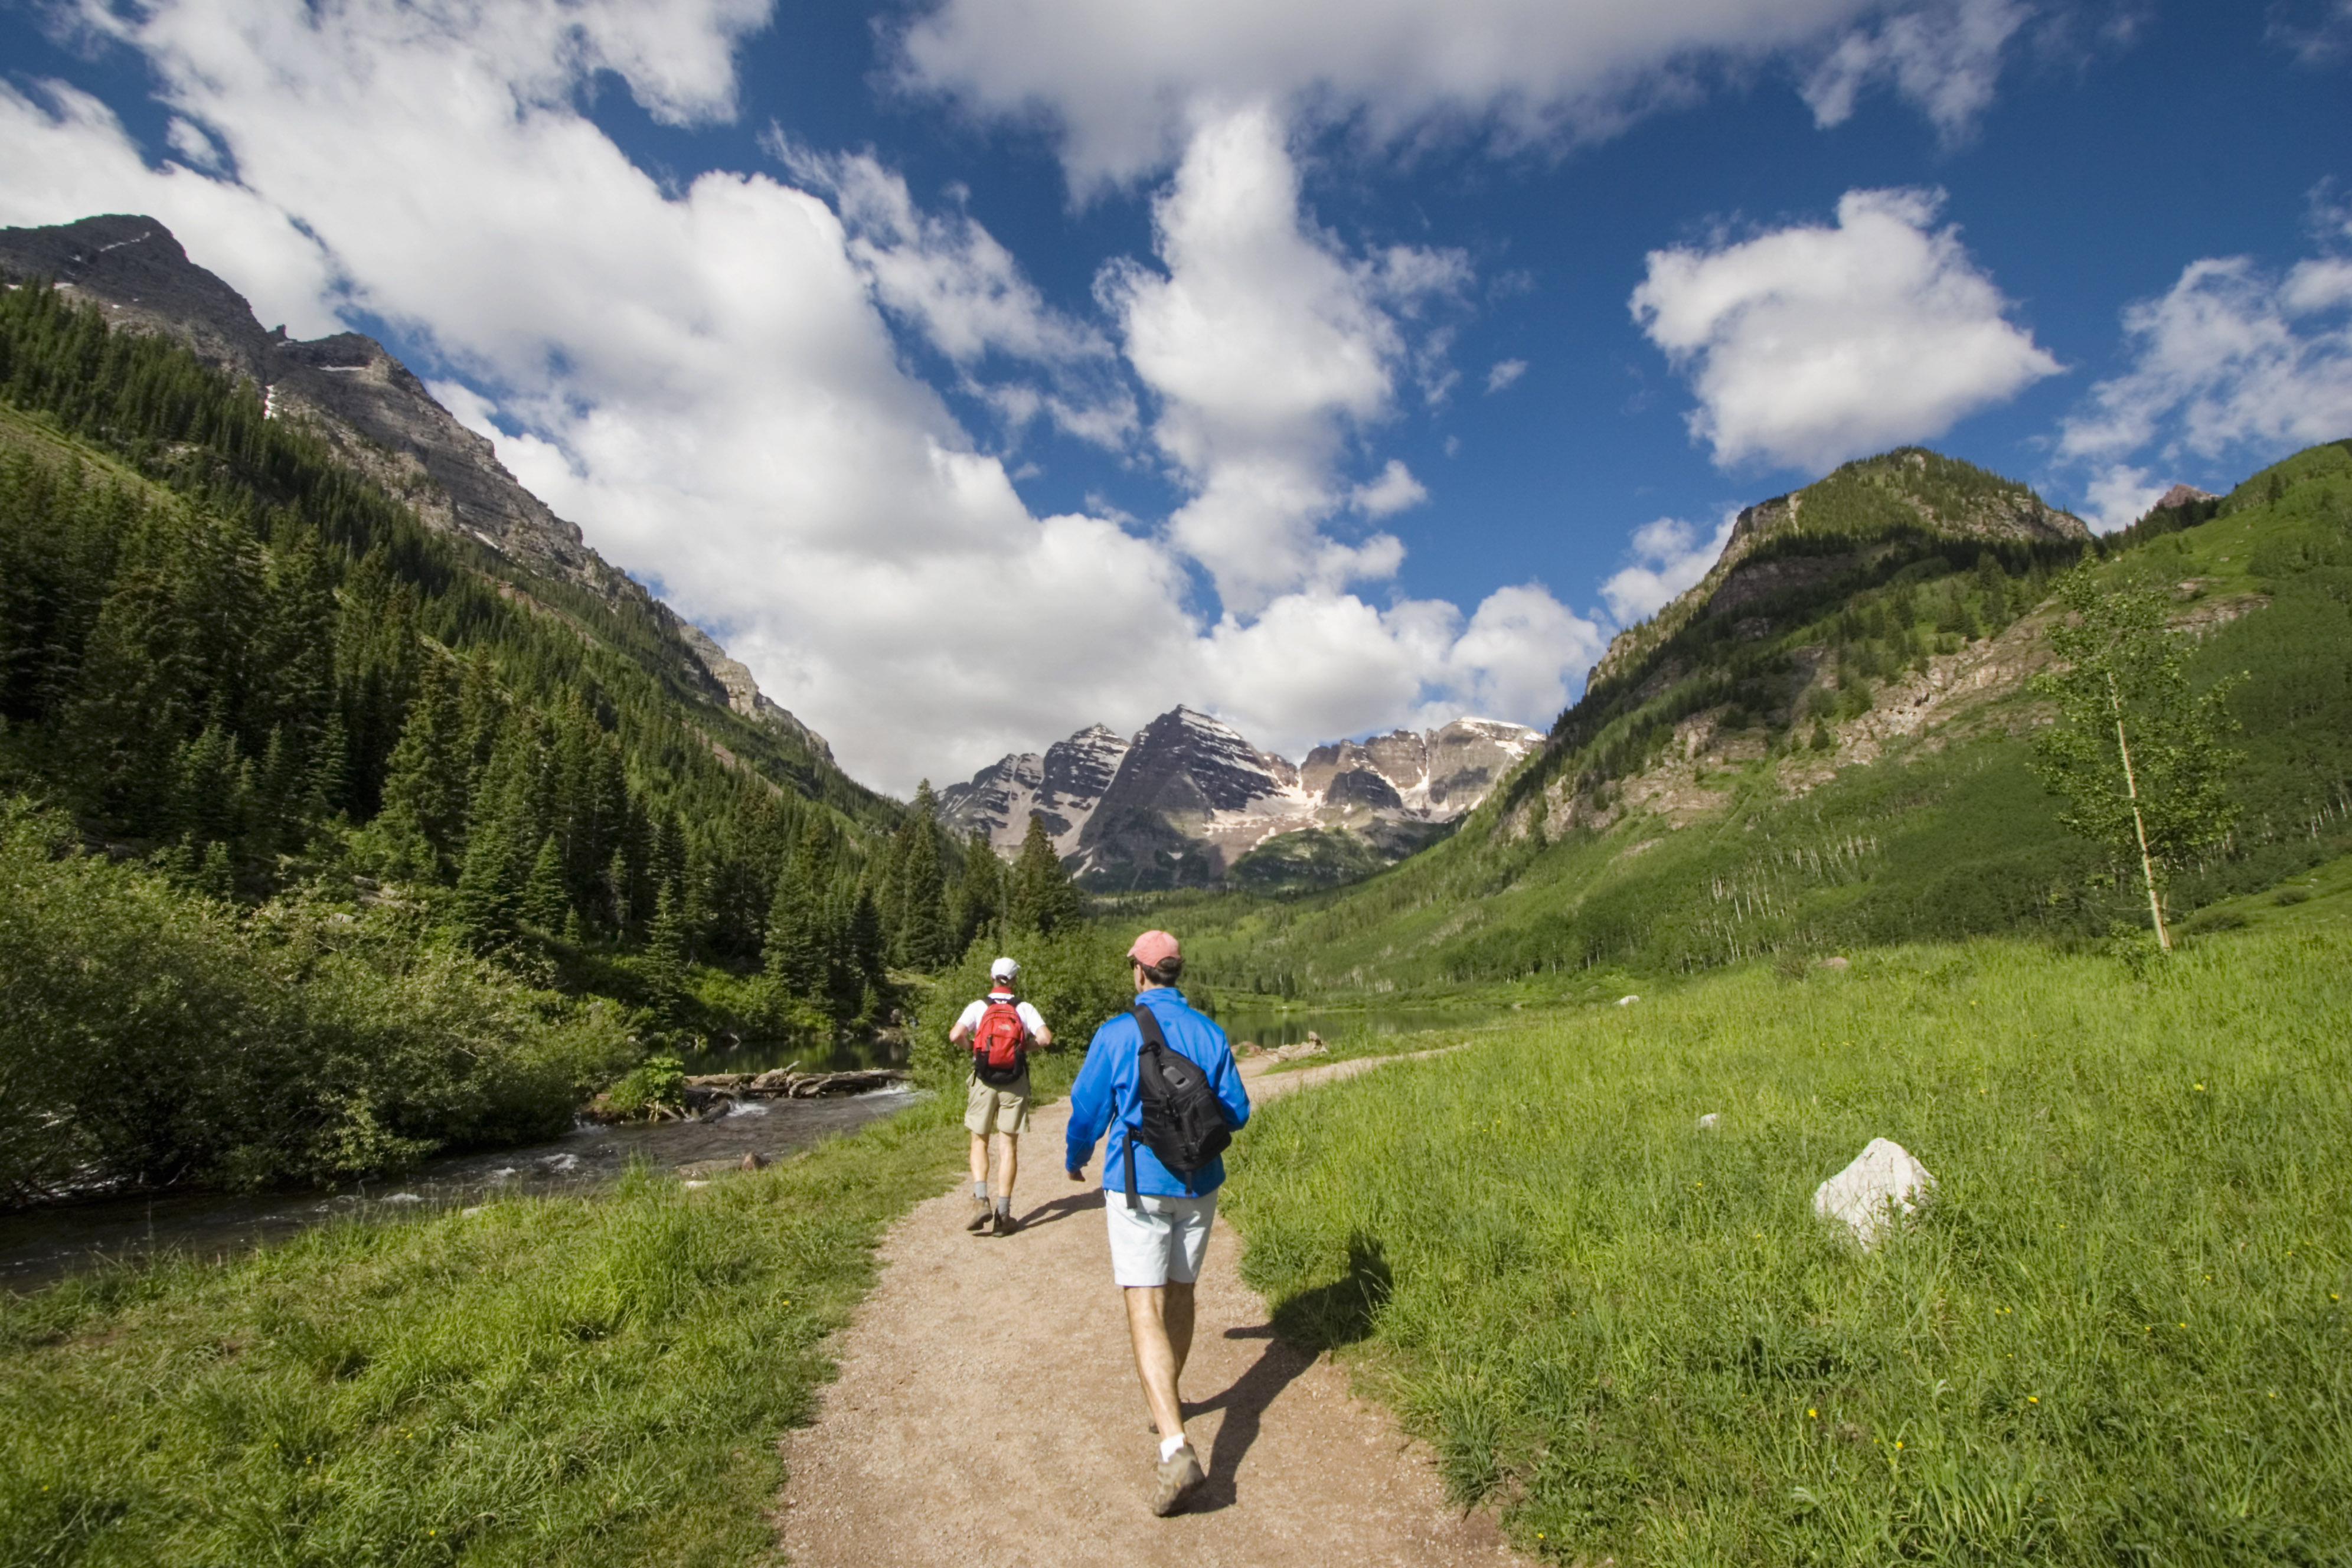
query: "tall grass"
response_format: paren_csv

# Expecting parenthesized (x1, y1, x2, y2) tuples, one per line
(1223, 927, 2352, 1564)
(0, 1099, 964, 1567)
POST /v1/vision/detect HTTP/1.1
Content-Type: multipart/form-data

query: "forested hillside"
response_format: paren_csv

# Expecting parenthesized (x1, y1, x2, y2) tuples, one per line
(0, 282, 1037, 1197)
(1168, 443, 2352, 997)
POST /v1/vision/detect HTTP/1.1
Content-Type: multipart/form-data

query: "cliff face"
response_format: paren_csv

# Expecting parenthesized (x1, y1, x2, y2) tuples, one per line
(940, 707, 1541, 890)
(0, 214, 832, 762)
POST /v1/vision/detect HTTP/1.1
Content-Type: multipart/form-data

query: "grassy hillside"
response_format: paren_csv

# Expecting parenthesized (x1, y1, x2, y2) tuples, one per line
(1167, 442, 2352, 1001)
(1223, 923, 2352, 1564)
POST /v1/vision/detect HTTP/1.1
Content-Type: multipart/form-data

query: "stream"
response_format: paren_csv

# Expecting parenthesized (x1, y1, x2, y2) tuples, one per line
(0, 1034, 917, 1292)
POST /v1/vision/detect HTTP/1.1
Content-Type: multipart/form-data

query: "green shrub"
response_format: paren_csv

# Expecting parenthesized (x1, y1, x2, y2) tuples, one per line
(605, 1053, 685, 1118)
(0, 798, 633, 1200)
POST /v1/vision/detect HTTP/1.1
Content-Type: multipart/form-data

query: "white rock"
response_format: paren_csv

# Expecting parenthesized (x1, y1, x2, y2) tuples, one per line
(1814, 1138, 1936, 1249)
(682, 1180, 710, 1190)
(378, 1192, 423, 1205)
(1616, 995, 1640, 1007)
(1697, 1112, 1721, 1130)
(1819, 955, 1851, 971)
(459, 1206, 484, 1217)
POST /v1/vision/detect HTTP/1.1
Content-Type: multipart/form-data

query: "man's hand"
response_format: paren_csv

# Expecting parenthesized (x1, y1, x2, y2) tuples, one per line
(1067, 1164, 1086, 1182)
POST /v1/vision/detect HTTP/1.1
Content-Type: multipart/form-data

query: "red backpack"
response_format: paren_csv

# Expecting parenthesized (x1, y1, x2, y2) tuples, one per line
(971, 992, 1030, 1085)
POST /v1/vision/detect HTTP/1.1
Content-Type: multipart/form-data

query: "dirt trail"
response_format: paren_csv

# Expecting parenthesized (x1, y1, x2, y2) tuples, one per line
(774, 1053, 1520, 1567)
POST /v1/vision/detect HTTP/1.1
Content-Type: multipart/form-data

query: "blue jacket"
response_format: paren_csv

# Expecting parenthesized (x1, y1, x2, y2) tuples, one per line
(1065, 988, 1252, 1197)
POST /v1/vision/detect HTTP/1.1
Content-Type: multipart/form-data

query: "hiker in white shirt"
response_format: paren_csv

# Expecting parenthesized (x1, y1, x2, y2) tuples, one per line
(948, 956, 1051, 1236)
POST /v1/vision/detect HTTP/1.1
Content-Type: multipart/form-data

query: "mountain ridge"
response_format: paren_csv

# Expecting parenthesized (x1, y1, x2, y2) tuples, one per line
(940, 707, 1541, 890)
(0, 214, 837, 773)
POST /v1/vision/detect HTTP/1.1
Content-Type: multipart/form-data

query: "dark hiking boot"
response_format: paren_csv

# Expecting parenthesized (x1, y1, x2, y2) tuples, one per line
(965, 1194, 992, 1232)
(1150, 1443, 1204, 1516)
(992, 1205, 1023, 1236)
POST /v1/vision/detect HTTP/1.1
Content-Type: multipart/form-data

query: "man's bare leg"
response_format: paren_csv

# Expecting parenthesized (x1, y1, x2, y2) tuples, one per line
(998, 1135, 1019, 1202)
(965, 1133, 992, 1230)
(1125, 1282, 1197, 1439)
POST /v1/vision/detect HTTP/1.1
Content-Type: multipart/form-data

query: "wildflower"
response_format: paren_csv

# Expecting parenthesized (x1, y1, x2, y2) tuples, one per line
(2028, 1396, 2039, 1403)
(1808, 1408, 1818, 1418)
(2194, 1083, 2205, 1092)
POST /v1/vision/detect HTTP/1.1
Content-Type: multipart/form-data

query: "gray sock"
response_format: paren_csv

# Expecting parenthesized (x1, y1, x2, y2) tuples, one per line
(972, 1180, 988, 1200)
(994, 1197, 1011, 1216)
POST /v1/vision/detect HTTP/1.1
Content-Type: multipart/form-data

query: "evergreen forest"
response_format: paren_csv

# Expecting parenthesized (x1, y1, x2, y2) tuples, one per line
(0, 283, 1072, 1200)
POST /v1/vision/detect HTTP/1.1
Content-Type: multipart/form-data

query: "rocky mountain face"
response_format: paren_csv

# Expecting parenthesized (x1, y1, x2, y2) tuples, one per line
(1587, 447, 2088, 693)
(0, 214, 831, 763)
(940, 707, 1541, 890)
(1495, 446, 2118, 849)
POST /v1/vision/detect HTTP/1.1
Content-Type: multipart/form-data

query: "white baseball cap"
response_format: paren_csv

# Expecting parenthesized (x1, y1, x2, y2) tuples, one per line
(989, 956, 1018, 980)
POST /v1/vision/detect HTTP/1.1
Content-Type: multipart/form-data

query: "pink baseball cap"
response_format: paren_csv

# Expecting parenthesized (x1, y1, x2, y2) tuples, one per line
(1128, 930, 1181, 970)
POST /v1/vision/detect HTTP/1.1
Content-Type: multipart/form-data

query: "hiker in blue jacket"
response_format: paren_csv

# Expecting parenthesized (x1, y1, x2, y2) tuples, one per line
(1066, 929, 1250, 1516)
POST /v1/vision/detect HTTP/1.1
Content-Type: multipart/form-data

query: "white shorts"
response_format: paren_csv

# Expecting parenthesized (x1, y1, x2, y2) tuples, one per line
(1103, 1191, 1216, 1288)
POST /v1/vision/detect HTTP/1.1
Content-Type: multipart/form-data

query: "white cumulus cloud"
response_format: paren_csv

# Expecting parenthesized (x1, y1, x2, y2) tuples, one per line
(1600, 511, 1740, 624)
(2056, 251, 2352, 475)
(1100, 102, 1462, 613)
(894, 0, 2022, 192)
(1629, 186, 2063, 473)
(1802, 0, 2031, 142)
(1485, 357, 1527, 393)
(0, 0, 1596, 790)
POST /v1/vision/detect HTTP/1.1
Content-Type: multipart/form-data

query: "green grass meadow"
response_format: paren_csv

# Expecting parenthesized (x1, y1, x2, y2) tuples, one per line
(0, 1100, 965, 1568)
(1223, 925, 2352, 1566)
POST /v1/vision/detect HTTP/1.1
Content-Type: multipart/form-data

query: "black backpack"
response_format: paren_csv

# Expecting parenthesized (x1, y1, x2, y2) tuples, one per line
(1123, 1001, 1233, 1211)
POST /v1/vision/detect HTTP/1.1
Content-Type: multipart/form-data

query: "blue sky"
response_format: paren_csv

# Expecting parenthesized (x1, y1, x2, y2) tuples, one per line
(3, 0, 2348, 793)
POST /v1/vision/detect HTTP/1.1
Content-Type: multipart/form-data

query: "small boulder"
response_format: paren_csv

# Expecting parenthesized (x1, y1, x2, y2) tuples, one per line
(1814, 1138, 1935, 1249)
(1616, 995, 1640, 1007)
(738, 1152, 768, 1172)
(1818, 956, 1850, 971)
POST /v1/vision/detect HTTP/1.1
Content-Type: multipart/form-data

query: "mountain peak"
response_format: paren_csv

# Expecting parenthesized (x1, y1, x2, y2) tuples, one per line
(0, 213, 835, 768)
(1589, 447, 2087, 694)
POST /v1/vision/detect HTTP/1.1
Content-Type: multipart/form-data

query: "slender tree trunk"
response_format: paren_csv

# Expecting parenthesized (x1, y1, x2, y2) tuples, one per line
(2109, 672, 2171, 952)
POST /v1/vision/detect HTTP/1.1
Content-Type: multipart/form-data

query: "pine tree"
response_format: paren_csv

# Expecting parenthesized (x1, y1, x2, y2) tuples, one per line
(373, 658, 465, 878)
(763, 831, 829, 997)
(642, 878, 691, 1020)
(891, 783, 951, 971)
(521, 834, 569, 933)
(954, 827, 1004, 951)
(1005, 812, 1081, 937)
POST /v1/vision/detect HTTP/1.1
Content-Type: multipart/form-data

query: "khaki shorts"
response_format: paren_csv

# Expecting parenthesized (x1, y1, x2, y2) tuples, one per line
(963, 1072, 1031, 1136)
(1104, 1191, 1216, 1286)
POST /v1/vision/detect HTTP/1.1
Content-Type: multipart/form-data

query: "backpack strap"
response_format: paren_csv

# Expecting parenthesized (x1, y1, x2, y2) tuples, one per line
(1123, 1002, 1169, 1213)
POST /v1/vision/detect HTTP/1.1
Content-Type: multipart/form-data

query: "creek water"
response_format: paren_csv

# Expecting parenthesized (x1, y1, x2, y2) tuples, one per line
(0, 1083, 919, 1292)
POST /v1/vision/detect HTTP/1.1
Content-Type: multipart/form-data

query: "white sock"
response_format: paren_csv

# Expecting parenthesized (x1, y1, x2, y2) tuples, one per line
(1159, 1433, 1187, 1462)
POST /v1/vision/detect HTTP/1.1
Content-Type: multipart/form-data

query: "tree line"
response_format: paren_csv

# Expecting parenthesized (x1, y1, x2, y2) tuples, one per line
(0, 280, 1080, 1054)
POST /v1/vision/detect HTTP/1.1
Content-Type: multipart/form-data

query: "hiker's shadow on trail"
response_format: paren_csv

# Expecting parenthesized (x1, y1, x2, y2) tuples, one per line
(1014, 1189, 1101, 1230)
(1191, 1235, 1392, 1514)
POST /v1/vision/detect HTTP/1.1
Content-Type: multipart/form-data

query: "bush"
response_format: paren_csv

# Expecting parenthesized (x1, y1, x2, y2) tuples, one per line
(913, 922, 1138, 1095)
(605, 1053, 686, 1118)
(0, 798, 633, 1201)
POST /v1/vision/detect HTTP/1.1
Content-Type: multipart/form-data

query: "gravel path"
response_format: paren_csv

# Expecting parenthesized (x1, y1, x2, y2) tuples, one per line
(773, 1053, 1521, 1567)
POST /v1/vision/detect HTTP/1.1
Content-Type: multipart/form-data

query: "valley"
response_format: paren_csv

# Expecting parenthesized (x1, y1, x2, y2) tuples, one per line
(4, 210, 2351, 1568)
